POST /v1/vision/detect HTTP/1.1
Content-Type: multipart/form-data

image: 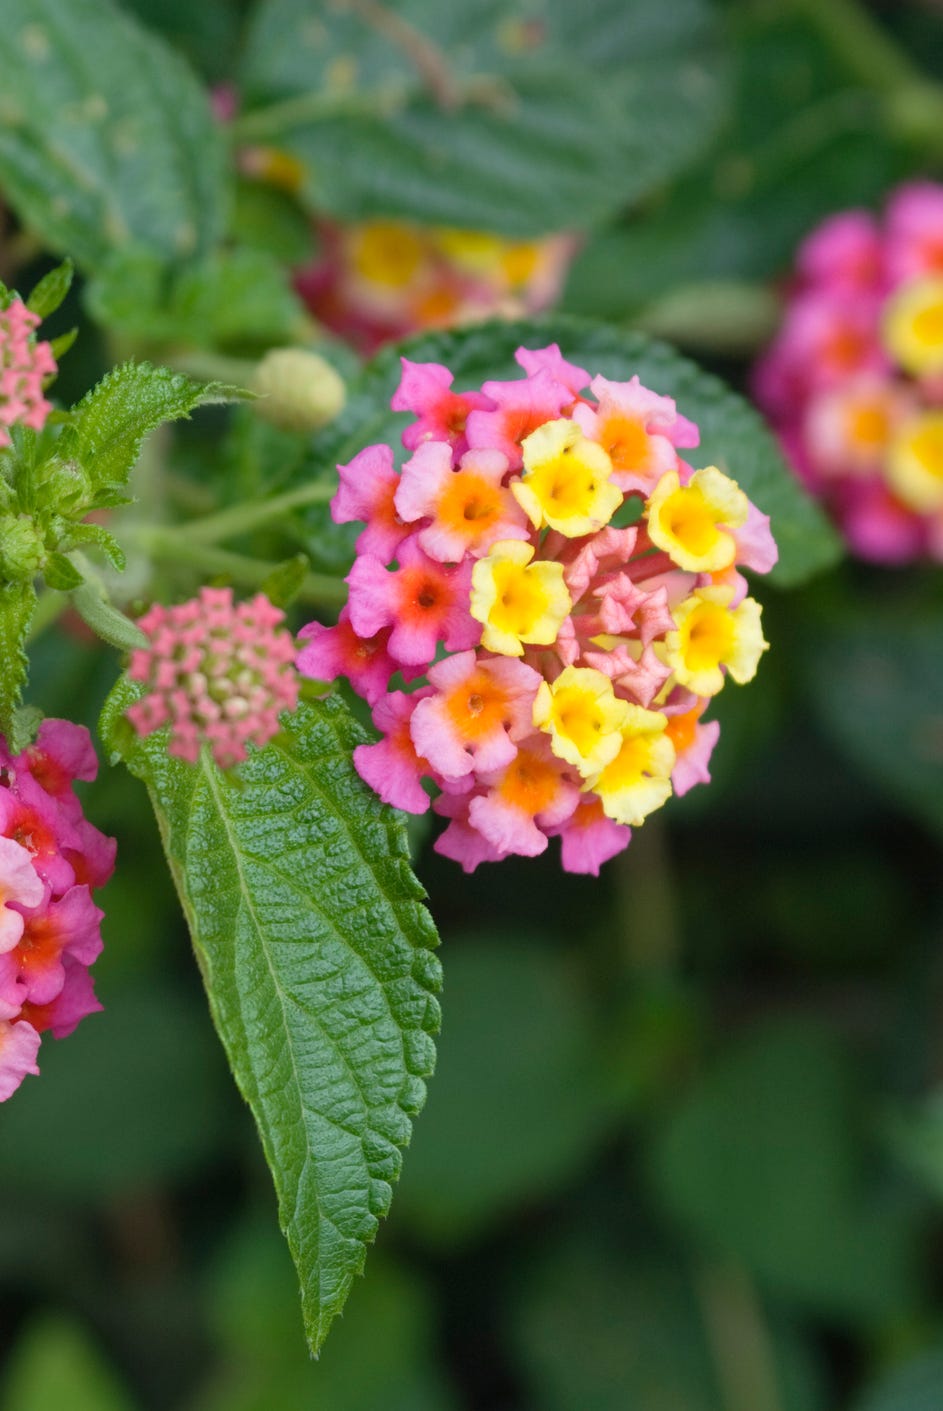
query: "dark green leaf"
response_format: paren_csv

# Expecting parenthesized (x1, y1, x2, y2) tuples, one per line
(0, 982, 233, 1199)
(511, 1233, 827, 1411)
(299, 317, 841, 587)
(238, 0, 725, 237)
(194, 1220, 458, 1411)
(25, 259, 74, 320)
(802, 599, 943, 840)
(59, 522, 126, 571)
(63, 361, 246, 498)
(0, 579, 37, 748)
(0, 0, 227, 269)
(395, 934, 618, 1246)
(650, 1019, 918, 1321)
(100, 684, 441, 1354)
(0, 1314, 139, 1411)
(854, 1349, 943, 1411)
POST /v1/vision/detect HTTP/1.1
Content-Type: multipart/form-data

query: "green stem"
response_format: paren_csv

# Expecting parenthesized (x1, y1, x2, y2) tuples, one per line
(231, 88, 401, 143)
(695, 1263, 783, 1411)
(68, 555, 147, 653)
(613, 816, 679, 977)
(177, 480, 336, 545)
(129, 527, 347, 606)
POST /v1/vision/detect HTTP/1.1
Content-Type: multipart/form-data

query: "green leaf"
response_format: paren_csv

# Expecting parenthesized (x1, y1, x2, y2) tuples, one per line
(25, 258, 74, 320)
(802, 596, 943, 840)
(100, 683, 441, 1354)
(299, 317, 841, 587)
(0, 1314, 139, 1411)
(84, 246, 307, 351)
(0, 579, 37, 748)
(0, 981, 235, 1200)
(194, 1220, 458, 1411)
(0, 0, 227, 270)
(650, 1019, 918, 1322)
(854, 1349, 943, 1411)
(510, 1232, 827, 1411)
(63, 361, 246, 499)
(42, 550, 84, 591)
(238, 0, 726, 237)
(395, 933, 619, 1246)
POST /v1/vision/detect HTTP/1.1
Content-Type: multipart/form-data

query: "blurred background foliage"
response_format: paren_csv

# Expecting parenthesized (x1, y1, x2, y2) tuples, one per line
(1, 0, 943, 1406)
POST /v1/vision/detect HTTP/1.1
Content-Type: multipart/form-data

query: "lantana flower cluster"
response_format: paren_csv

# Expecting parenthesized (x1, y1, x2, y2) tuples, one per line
(295, 219, 576, 354)
(127, 587, 300, 769)
(0, 297, 56, 448)
(755, 181, 943, 562)
(298, 344, 777, 874)
(0, 720, 116, 1101)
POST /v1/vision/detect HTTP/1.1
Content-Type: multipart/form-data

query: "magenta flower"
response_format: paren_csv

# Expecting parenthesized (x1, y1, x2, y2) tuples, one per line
(127, 587, 300, 768)
(755, 180, 943, 562)
(299, 344, 777, 873)
(0, 721, 114, 1102)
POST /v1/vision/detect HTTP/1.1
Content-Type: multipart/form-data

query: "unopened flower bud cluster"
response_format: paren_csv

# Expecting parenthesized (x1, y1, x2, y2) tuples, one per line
(298, 344, 777, 874)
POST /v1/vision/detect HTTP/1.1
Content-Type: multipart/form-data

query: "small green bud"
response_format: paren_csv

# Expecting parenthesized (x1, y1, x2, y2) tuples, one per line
(0, 513, 45, 580)
(251, 348, 346, 434)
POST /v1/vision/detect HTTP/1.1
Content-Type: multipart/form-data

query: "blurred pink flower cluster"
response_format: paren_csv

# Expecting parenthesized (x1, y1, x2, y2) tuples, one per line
(127, 587, 300, 769)
(295, 219, 577, 354)
(0, 297, 56, 448)
(298, 344, 776, 875)
(755, 182, 943, 561)
(0, 721, 115, 1101)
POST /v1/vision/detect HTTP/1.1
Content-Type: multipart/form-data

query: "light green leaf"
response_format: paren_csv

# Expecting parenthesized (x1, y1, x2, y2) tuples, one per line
(63, 361, 246, 499)
(299, 317, 841, 587)
(0, 1314, 139, 1411)
(25, 258, 74, 320)
(238, 0, 725, 237)
(42, 550, 84, 591)
(84, 246, 307, 351)
(0, 0, 227, 269)
(0, 579, 37, 747)
(101, 684, 441, 1354)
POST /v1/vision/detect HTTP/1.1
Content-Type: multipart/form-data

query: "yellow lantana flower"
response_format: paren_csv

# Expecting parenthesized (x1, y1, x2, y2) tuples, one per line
(586, 706, 675, 827)
(533, 666, 629, 777)
(887, 411, 943, 512)
(883, 276, 943, 376)
(513, 419, 621, 536)
(470, 540, 571, 657)
(646, 467, 748, 572)
(664, 586, 768, 697)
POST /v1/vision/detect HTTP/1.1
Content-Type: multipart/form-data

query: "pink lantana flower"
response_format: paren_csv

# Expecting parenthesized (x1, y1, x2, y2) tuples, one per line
(755, 179, 943, 561)
(296, 608, 401, 706)
(0, 720, 114, 1101)
(395, 442, 529, 562)
(127, 587, 300, 768)
(0, 298, 57, 447)
(299, 345, 777, 872)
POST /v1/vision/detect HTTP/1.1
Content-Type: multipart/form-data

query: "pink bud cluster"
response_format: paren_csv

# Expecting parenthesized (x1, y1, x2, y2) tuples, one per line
(0, 720, 116, 1101)
(294, 218, 577, 354)
(0, 298, 56, 448)
(755, 182, 943, 561)
(297, 344, 777, 875)
(127, 587, 301, 769)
